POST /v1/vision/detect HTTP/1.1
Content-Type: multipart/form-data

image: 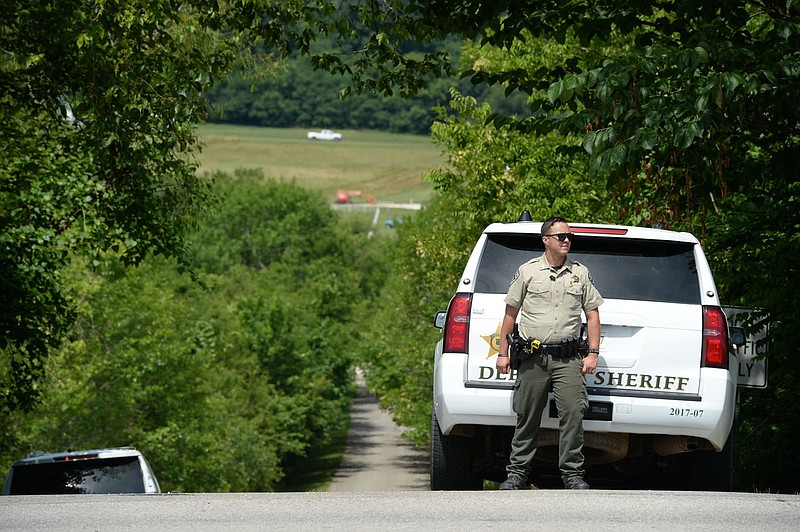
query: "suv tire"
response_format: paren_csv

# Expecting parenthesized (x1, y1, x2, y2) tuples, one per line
(689, 431, 735, 491)
(430, 411, 482, 490)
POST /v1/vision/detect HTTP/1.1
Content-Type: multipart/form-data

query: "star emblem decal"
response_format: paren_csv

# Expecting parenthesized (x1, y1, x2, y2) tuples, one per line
(481, 323, 502, 359)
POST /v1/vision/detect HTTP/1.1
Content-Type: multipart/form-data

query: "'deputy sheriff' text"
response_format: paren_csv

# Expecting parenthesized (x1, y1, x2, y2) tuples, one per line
(479, 366, 691, 392)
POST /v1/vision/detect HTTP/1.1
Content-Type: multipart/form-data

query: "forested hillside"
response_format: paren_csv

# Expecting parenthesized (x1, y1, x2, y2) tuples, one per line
(205, 38, 529, 135)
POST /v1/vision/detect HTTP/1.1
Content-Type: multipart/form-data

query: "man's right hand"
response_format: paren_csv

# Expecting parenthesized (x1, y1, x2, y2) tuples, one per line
(496, 355, 511, 374)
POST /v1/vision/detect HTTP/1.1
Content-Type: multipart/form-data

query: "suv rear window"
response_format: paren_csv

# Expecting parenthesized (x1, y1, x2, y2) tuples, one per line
(474, 233, 700, 304)
(8, 456, 145, 495)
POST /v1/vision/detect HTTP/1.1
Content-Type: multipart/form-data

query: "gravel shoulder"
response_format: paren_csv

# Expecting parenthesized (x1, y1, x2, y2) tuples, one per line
(327, 374, 429, 492)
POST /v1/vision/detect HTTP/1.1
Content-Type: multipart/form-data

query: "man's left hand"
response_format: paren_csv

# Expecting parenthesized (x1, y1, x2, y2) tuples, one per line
(582, 354, 598, 375)
(496, 355, 511, 375)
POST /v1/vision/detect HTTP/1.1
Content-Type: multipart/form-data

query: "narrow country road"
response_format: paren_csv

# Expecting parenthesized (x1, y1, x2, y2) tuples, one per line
(327, 374, 429, 491)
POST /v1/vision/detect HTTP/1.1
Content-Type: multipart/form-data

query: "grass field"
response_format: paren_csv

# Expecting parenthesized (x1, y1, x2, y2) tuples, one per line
(195, 124, 443, 205)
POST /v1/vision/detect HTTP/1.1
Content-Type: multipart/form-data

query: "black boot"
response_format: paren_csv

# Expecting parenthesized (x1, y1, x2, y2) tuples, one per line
(563, 476, 590, 489)
(499, 474, 529, 490)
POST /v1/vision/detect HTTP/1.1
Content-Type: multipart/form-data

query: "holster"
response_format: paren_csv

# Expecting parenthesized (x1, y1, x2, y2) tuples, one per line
(507, 325, 540, 370)
(507, 325, 521, 371)
(578, 324, 589, 358)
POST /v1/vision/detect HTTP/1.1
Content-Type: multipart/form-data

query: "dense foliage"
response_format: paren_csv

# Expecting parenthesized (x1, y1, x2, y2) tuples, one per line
(205, 39, 529, 135)
(0, 0, 444, 417)
(1, 172, 383, 492)
(2, 0, 265, 415)
(4, 0, 799, 494)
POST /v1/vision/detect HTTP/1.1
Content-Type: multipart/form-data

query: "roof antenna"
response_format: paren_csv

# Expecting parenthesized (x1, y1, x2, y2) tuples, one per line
(518, 210, 533, 222)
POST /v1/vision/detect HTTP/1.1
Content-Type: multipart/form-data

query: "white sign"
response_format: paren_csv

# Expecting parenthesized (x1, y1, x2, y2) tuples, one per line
(723, 307, 768, 389)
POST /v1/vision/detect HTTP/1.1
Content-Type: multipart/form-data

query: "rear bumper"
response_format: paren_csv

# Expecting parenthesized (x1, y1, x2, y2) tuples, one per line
(434, 353, 736, 450)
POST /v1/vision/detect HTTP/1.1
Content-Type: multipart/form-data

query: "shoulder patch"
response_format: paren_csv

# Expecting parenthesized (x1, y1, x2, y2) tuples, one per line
(571, 259, 596, 284)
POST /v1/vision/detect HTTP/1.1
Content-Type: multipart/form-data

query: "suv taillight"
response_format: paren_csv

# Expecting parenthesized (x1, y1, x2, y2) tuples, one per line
(443, 293, 472, 353)
(702, 306, 729, 369)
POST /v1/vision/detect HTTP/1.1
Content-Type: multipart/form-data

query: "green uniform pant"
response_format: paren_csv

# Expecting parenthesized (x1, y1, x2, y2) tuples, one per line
(507, 354, 588, 481)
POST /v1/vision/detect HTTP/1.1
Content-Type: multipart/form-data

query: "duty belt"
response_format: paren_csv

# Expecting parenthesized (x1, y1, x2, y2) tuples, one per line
(538, 343, 575, 359)
(507, 327, 588, 370)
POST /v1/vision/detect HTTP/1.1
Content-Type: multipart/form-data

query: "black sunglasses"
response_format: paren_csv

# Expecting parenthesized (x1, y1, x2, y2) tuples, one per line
(545, 232, 575, 242)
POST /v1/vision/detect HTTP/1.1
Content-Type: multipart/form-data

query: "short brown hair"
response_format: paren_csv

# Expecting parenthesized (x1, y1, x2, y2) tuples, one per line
(542, 217, 568, 235)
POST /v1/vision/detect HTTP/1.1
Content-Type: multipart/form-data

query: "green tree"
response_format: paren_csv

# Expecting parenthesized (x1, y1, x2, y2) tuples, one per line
(2, 0, 241, 413)
(320, 0, 799, 361)
(3, 172, 381, 492)
(3, 255, 296, 492)
(1, 0, 382, 414)
(205, 37, 530, 134)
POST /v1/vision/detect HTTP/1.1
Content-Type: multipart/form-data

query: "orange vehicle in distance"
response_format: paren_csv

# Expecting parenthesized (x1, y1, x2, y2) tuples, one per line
(335, 190, 375, 204)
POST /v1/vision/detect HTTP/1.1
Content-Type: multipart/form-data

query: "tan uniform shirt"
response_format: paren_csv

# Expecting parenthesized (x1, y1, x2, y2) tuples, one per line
(504, 253, 604, 343)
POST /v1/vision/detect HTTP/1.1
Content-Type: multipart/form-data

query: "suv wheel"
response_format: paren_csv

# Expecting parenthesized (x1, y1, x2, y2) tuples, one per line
(430, 411, 483, 490)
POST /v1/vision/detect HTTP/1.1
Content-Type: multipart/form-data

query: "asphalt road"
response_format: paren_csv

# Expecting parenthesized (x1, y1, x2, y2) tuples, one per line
(2, 490, 800, 531)
(3, 378, 800, 530)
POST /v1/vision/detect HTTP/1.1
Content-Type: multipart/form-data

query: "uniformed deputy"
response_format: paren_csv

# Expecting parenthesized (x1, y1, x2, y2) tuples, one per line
(496, 217, 604, 490)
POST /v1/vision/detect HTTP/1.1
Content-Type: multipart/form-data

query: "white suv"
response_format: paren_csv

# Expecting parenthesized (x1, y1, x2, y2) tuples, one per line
(432, 214, 746, 491)
(2, 447, 161, 495)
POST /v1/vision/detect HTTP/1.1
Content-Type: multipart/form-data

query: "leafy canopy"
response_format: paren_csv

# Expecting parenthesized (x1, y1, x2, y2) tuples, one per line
(318, 0, 799, 357)
(1, 0, 402, 412)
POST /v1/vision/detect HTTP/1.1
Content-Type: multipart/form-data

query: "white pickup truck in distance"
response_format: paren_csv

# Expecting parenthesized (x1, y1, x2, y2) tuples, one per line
(431, 213, 752, 491)
(306, 129, 342, 141)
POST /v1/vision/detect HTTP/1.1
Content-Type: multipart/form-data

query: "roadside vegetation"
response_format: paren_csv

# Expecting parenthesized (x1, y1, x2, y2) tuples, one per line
(3, 1, 798, 495)
(204, 37, 530, 136)
(2, 170, 391, 492)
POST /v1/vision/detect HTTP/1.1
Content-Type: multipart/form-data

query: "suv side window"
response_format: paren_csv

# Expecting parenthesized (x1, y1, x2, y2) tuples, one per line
(474, 233, 700, 304)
